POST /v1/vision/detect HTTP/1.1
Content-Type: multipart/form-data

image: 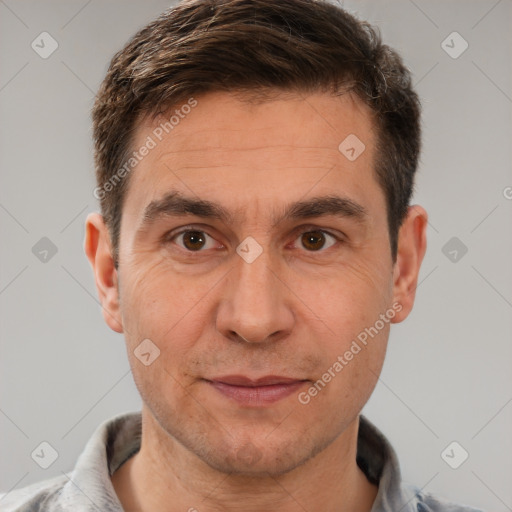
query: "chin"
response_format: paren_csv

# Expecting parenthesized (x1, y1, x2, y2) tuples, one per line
(200, 435, 330, 477)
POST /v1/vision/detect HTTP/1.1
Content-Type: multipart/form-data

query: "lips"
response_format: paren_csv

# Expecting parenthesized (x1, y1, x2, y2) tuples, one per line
(205, 375, 308, 405)
(210, 375, 304, 387)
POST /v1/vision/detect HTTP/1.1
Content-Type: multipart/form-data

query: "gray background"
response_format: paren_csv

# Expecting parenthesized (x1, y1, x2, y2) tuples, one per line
(0, 0, 511, 510)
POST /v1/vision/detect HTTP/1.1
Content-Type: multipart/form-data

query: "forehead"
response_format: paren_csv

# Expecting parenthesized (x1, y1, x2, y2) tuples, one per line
(145, 90, 374, 153)
(122, 90, 382, 224)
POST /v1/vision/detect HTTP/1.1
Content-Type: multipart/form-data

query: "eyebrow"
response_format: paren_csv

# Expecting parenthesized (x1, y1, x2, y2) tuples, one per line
(139, 191, 369, 232)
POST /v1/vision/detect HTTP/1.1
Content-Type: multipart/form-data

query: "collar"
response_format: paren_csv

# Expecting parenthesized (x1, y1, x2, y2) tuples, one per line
(58, 411, 421, 512)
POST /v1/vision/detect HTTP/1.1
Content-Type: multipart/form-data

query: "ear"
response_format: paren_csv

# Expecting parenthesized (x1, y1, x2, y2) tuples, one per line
(390, 205, 428, 324)
(84, 213, 123, 333)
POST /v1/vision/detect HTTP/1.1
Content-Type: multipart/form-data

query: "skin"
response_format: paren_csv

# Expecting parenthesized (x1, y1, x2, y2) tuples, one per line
(85, 91, 427, 512)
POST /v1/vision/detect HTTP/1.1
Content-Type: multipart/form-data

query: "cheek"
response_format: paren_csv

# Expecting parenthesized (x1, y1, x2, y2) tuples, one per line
(295, 257, 392, 392)
(118, 261, 206, 411)
(300, 322, 388, 419)
(118, 258, 209, 357)
(294, 255, 393, 335)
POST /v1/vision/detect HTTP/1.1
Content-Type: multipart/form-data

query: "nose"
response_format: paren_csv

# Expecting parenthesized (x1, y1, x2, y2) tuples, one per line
(216, 246, 294, 344)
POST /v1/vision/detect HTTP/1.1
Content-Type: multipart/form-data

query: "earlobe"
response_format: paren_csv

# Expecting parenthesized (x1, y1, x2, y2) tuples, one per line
(84, 213, 124, 333)
(390, 205, 428, 324)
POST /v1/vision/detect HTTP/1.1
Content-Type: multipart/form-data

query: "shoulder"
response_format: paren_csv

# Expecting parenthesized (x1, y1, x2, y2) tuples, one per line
(356, 416, 485, 512)
(405, 485, 486, 512)
(0, 411, 140, 512)
(0, 474, 68, 511)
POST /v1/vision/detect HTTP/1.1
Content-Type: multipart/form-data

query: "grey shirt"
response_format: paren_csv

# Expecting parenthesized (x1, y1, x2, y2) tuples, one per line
(0, 411, 483, 511)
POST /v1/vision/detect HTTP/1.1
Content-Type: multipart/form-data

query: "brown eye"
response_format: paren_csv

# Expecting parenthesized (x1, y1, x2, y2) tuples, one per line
(298, 230, 337, 251)
(182, 231, 206, 251)
(172, 230, 217, 251)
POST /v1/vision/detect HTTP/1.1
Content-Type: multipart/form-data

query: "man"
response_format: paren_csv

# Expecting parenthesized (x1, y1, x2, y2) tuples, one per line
(1, 0, 483, 511)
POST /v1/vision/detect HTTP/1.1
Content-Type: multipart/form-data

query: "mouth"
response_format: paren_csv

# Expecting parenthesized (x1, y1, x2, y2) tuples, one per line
(204, 375, 309, 406)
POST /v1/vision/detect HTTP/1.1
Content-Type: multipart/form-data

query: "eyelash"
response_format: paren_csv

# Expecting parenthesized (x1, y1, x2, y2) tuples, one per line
(164, 225, 344, 254)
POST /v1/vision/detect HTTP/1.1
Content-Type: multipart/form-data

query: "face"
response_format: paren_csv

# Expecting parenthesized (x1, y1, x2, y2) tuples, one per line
(88, 91, 419, 476)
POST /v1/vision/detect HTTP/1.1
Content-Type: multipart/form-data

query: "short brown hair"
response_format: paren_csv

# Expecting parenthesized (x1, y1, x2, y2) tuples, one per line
(92, 0, 421, 265)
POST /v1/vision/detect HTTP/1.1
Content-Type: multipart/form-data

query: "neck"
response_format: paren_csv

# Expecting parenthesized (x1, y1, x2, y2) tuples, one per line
(111, 409, 378, 512)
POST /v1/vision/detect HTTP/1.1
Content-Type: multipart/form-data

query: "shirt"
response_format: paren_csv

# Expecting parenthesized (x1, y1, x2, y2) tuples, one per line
(0, 411, 484, 511)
